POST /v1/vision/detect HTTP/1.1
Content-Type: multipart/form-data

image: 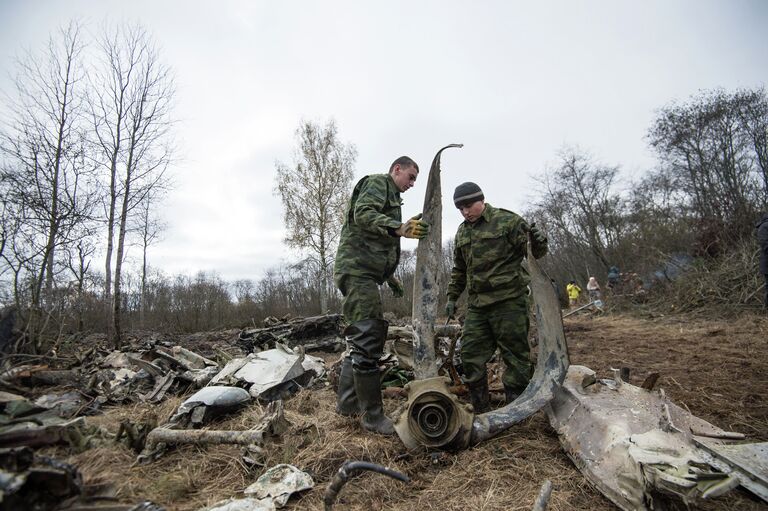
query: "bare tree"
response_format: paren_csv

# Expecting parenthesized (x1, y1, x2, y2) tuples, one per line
(65, 238, 96, 332)
(649, 88, 764, 247)
(134, 187, 166, 328)
(0, 22, 95, 350)
(275, 119, 356, 313)
(89, 23, 148, 327)
(735, 88, 768, 205)
(109, 31, 174, 347)
(535, 147, 624, 272)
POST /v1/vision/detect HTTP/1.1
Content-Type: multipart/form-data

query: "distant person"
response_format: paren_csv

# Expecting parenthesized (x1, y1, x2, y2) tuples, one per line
(757, 212, 768, 309)
(587, 276, 601, 301)
(445, 182, 548, 412)
(333, 156, 429, 435)
(607, 266, 620, 290)
(567, 280, 582, 307)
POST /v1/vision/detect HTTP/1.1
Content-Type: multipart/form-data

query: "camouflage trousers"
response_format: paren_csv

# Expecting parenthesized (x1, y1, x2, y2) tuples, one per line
(335, 274, 383, 323)
(461, 295, 532, 394)
(335, 274, 386, 373)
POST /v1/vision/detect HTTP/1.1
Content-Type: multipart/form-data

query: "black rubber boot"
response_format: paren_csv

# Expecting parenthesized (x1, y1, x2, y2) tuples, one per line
(503, 384, 521, 404)
(468, 378, 490, 414)
(353, 369, 395, 435)
(335, 356, 359, 416)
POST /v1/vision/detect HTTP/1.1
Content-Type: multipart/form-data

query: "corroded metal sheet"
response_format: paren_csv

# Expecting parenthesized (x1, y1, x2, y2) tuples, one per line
(548, 365, 767, 509)
(695, 439, 768, 502)
(411, 144, 462, 380)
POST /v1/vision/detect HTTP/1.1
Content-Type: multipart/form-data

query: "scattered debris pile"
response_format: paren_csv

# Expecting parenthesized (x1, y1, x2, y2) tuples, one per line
(0, 312, 765, 510)
(237, 315, 345, 353)
(0, 445, 164, 510)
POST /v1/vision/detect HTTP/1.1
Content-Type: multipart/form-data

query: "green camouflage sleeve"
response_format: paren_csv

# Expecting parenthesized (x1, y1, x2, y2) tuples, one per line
(353, 177, 402, 236)
(447, 236, 467, 301)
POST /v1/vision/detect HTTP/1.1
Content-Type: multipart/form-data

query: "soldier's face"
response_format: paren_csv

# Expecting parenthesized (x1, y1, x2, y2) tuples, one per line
(391, 164, 419, 192)
(458, 200, 485, 223)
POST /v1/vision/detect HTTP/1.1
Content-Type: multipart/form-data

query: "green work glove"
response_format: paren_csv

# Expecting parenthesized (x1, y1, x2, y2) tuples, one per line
(445, 300, 456, 319)
(395, 213, 430, 239)
(529, 222, 548, 258)
(529, 222, 547, 245)
(387, 276, 404, 297)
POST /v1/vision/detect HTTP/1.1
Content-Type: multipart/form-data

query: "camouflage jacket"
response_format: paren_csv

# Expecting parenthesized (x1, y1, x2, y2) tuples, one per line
(333, 173, 403, 284)
(447, 203, 548, 308)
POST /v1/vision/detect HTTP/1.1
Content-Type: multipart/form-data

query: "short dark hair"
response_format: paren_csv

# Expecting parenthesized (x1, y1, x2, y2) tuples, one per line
(389, 156, 419, 173)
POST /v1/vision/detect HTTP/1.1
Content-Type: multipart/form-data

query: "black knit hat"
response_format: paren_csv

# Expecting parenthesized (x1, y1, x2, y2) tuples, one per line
(453, 182, 484, 206)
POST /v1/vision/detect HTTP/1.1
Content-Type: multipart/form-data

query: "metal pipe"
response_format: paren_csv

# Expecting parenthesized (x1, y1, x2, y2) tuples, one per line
(562, 300, 599, 318)
(531, 480, 553, 511)
(323, 460, 409, 510)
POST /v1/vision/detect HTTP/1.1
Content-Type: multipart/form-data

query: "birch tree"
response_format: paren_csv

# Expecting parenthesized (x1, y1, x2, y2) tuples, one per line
(110, 33, 174, 347)
(275, 120, 356, 313)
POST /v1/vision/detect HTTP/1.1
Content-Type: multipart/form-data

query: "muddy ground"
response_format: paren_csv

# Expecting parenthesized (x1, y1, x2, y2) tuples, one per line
(43, 311, 768, 510)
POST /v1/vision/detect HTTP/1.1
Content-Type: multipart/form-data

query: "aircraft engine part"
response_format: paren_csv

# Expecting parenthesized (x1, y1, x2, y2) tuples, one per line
(394, 376, 473, 451)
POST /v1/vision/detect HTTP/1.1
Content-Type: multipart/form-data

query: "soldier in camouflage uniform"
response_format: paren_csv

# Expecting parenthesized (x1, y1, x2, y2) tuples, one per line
(334, 156, 429, 435)
(445, 182, 548, 413)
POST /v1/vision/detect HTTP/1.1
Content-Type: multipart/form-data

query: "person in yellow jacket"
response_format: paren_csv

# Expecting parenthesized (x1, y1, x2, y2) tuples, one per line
(566, 280, 582, 307)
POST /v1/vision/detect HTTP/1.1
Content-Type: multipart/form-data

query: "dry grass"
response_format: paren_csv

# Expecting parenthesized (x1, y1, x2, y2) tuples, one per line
(40, 312, 768, 510)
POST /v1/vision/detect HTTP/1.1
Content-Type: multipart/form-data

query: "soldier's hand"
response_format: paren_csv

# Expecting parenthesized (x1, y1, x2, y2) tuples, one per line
(445, 300, 456, 319)
(387, 276, 404, 298)
(529, 223, 547, 245)
(395, 214, 429, 239)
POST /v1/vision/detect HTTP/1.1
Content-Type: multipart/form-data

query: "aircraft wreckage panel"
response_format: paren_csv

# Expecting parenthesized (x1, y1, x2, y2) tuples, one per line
(547, 365, 768, 510)
(694, 439, 768, 502)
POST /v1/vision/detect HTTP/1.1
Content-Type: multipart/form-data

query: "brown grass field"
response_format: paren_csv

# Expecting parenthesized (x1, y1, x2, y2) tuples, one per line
(42, 312, 768, 510)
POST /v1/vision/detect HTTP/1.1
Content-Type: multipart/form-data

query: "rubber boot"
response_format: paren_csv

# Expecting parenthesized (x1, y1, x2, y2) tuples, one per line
(353, 370, 395, 435)
(335, 356, 359, 416)
(468, 378, 490, 414)
(503, 384, 520, 405)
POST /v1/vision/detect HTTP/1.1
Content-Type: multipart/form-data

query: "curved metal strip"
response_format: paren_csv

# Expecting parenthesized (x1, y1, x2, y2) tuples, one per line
(411, 143, 463, 380)
(470, 245, 570, 444)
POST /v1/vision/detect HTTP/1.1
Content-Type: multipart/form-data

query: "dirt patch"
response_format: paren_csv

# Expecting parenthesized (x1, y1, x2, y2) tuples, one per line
(44, 312, 768, 510)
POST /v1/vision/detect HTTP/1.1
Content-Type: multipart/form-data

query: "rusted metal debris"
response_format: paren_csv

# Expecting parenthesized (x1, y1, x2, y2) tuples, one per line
(388, 324, 461, 373)
(139, 400, 289, 464)
(394, 376, 474, 450)
(547, 364, 768, 509)
(237, 314, 345, 353)
(411, 144, 463, 380)
(0, 446, 164, 510)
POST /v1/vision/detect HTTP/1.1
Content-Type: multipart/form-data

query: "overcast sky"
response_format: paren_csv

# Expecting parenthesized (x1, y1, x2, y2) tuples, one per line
(1, 1, 767, 282)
